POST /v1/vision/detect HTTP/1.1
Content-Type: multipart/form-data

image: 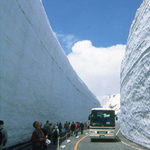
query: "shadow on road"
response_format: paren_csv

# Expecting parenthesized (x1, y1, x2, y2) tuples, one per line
(91, 137, 120, 143)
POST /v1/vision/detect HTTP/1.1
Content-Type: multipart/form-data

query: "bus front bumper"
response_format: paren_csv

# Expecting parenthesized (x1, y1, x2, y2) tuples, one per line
(89, 133, 116, 139)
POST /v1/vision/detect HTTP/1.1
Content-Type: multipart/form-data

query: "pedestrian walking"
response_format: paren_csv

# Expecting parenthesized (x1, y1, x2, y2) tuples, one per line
(0, 120, 8, 150)
(31, 121, 47, 150)
(43, 121, 50, 138)
(58, 122, 62, 133)
(87, 122, 90, 129)
(68, 122, 71, 132)
(64, 121, 68, 133)
(71, 122, 75, 136)
(52, 126, 59, 145)
(49, 123, 53, 141)
(80, 122, 84, 134)
(74, 122, 79, 137)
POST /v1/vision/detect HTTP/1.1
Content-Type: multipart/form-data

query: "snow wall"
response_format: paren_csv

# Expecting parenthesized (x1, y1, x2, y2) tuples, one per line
(120, 0, 150, 149)
(0, 0, 100, 147)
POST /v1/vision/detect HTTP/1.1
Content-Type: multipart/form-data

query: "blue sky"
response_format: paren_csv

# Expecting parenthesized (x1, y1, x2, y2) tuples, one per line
(42, 0, 143, 99)
(43, 0, 143, 54)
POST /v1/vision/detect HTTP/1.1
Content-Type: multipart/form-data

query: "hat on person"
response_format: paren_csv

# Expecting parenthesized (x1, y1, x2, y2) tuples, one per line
(33, 121, 37, 128)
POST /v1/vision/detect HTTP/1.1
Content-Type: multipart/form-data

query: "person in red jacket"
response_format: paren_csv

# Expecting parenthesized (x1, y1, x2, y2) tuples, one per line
(75, 122, 79, 137)
(31, 121, 47, 150)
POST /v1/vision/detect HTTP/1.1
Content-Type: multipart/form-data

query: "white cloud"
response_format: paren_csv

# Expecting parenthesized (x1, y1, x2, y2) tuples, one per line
(56, 33, 79, 53)
(67, 40, 126, 99)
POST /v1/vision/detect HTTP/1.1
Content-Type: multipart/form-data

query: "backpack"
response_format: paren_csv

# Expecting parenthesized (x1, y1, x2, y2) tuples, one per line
(64, 123, 68, 129)
(0, 128, 3, 145)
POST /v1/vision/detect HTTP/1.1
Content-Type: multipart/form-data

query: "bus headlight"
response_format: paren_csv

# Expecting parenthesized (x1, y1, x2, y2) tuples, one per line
(108, 131, 114, 134)
(89, 131, 96, 134)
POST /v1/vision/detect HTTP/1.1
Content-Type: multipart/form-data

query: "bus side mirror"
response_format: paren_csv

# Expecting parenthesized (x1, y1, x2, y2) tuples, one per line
(88, 114, 91, 120)
(115, 115, 118, 120)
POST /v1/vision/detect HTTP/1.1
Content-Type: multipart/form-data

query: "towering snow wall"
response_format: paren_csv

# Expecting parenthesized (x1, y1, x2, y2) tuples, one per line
(120, 0, 150, 149)
(0, 0, 100, 147)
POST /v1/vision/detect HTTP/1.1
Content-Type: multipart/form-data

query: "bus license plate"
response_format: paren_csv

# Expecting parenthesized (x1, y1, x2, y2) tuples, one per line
(100, 135, 105, 138)
(98, 131, 107, 134)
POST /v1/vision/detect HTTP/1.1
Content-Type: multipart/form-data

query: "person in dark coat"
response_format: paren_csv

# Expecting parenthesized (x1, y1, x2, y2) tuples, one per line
(58, 122, 62, 133)
(52, 126, 59, 145)
(0, 120, 8, 150)
(31, 121, 47, 150)
(71, 122, 75, 136)
(80, 122, 84, 134)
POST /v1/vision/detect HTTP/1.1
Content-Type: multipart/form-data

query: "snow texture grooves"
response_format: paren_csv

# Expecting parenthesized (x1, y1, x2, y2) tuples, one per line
(120, 0, 150, 149)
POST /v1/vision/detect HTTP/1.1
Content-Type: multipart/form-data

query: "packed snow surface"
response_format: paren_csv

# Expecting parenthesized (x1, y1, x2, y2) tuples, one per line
(0, 0, 100, 147)
(101, 94, 120, 114)
(120, 0, 150, 149)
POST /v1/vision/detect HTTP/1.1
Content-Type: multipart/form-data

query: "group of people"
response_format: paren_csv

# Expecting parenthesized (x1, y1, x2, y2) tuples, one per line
(0, 119, 89, 150)
(31, 120, 60, 150)
(64, 121, 85, 136)
(31, 120, 88, 150)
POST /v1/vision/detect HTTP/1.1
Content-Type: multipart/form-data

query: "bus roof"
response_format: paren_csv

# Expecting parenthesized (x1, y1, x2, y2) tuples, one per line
(91, 108, 113, 111)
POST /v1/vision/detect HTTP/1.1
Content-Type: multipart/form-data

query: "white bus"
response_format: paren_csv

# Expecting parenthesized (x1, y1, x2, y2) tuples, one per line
(88, 108, 117, 141)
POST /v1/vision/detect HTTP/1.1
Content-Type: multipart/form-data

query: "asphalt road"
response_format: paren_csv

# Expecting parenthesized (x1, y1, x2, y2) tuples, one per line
(59, 123, 148, 150)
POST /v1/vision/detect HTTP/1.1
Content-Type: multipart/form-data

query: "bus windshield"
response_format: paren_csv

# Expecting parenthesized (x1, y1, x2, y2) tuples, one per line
(90, 110, 115, 127)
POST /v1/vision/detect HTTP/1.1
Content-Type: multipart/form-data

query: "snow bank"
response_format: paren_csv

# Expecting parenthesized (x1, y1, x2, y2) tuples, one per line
(100, 94, 120, 114)
(0, 0, 100, 147)
(120, 0, 150, 149)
